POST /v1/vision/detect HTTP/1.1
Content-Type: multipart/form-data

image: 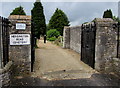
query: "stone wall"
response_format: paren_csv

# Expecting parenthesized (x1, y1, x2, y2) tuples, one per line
(0, 61, 13, 87)
(70, 26, 81, 53)
(63, 26, 70, 49)
(8, 15, 31, 74)
(112, 58, 120, 76)
(95, 18, 120, 75)
(63, 26, 81, 53)
(63, 18, 120, 76)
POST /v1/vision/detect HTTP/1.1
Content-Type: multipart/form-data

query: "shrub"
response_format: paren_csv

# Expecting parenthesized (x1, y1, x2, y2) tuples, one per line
(47, 29, 60, 40)
(48, 37, 57, 41)
(54, 36, 63, 46)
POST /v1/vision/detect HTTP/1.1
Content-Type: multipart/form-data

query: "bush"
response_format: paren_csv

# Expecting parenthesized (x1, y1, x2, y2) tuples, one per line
(48, 37, 57, 41)
(54, 36, 63, 46)
(47, 29, 60, 41)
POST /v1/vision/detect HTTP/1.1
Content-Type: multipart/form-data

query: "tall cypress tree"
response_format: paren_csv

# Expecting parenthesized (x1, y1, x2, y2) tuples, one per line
(103, 9, 113, 18)
(48, 8, 70, 35)
(31, 0, 46, 39)
(10, 6, 26, 15)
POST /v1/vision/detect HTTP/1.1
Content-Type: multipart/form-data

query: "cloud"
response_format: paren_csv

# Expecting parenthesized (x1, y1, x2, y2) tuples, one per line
(43, 2, 118, 25)
(0, 0, 119, 2)
(1, 2, 33, 18)
(1, 2, 118, 26)
(0, 3, 2, 16)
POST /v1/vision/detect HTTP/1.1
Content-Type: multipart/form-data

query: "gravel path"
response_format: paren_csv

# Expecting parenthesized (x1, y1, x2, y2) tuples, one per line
(32, 39, 97, 80)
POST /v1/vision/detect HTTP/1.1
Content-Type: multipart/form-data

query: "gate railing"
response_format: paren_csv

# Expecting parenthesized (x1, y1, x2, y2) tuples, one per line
(31, 19, 36, 72)
(0, 16, 10, 68)
(81, 22, 96, 68)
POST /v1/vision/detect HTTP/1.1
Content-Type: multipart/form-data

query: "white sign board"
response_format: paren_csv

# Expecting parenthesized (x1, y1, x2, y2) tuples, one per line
(16, 23, 26, 30)
(10, 34, 30, 45)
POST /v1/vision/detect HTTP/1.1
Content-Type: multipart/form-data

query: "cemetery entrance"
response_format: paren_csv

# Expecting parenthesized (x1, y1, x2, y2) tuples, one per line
(81, 23, 96, 68)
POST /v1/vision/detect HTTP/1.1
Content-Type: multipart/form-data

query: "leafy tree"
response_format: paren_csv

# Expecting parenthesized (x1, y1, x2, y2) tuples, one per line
(113, 16, 120, 22)
(47, 29, 60, 39)
(10, 6, 26, 15)
(31, 0, 46, 39)
(48, 8, 70, 35)
(103, 9, 113, 18)
(47, 29, 60, 41)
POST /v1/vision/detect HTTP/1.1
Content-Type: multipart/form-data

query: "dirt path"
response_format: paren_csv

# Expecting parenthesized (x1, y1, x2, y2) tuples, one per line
(32, 39, 97, 80)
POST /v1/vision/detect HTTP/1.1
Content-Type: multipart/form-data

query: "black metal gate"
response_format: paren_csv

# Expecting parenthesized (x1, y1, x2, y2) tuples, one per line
(81, 22, 96, 68)
(117, 22, 120, 58)
(0, 16, 10, 67)
(31, 19, 36, 72)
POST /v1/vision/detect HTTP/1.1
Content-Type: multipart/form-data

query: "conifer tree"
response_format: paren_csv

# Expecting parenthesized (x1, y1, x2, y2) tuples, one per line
(103, 9, 113, 18)
(10, 6, 26, 15)
(48, 8, 70, 35)
(31, 0, 46, 39)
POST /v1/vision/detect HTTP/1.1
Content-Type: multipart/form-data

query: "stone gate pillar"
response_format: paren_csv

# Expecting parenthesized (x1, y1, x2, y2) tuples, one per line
(94, 18, 118, 72)
(8, 15, 31, 74)
(63, 26, 70, 49)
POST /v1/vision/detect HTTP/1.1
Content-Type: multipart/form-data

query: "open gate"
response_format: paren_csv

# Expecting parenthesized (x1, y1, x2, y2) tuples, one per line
(0, 17, 10, 67)
(81, 22, 96, 68)
(31, 19, 35, 72)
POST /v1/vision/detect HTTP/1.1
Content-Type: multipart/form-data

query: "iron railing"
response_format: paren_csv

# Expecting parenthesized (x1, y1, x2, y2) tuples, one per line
(0, 16, 10, 68)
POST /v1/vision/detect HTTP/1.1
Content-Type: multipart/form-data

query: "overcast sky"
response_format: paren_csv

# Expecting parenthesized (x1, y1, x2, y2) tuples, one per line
(0, 1, 118, 26)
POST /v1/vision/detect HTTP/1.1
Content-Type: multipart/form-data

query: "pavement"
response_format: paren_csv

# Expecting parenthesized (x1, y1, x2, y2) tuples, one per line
(10, 39, 120, 87)
(10, 73, 120, 87)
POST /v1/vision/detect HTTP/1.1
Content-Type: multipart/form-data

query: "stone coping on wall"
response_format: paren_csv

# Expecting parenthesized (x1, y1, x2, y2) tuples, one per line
(8, 15, 31, 26)
(95, 18, 114, 22)
(8, 15, 31, 20)
(69, 25, 81, 28)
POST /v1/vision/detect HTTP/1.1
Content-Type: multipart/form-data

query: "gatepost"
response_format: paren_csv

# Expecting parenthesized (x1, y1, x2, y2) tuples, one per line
(8, 15, 31, 74)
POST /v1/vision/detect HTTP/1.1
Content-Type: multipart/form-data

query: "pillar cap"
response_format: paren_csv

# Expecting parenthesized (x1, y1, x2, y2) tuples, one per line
(94, 18, 113, 22)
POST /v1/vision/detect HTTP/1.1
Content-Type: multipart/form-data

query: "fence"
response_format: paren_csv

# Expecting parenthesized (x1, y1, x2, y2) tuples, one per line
(0, 16, 10, 68)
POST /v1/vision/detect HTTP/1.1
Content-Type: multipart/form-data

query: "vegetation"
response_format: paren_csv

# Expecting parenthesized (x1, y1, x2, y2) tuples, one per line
(113, 16, 120, 22)
(48, 8, 70, 35)
(54, 36, 63, 46)
(31, 0, 46, 39)
(47, 29, 60, 41)
(103, 9, 113, 18)
(10, 6, 26, 15)
(48, 37, 57, 41)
